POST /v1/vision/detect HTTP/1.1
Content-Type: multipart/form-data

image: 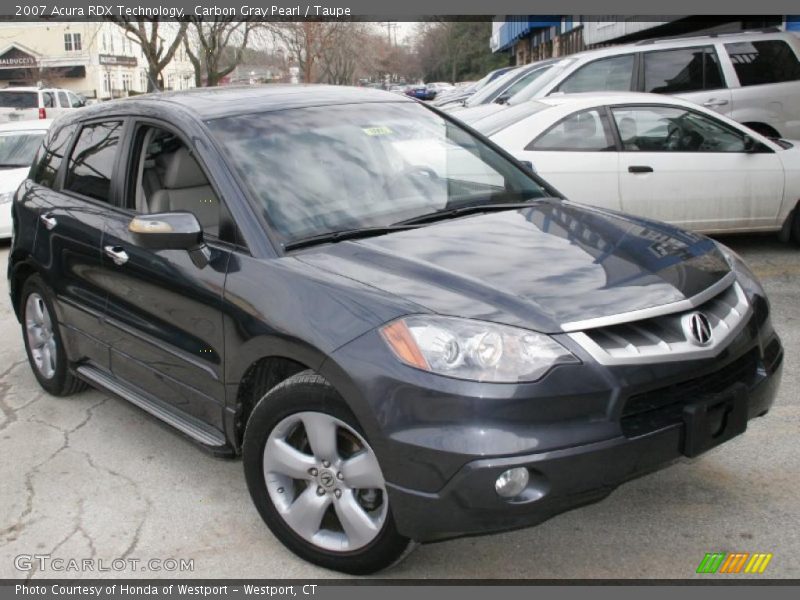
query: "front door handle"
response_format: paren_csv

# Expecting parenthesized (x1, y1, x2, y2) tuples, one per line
(40, 213, 57, 230)
(628, 165, 654, 173)
(104, 245, 129, 266)
(703, 99, 729, 108)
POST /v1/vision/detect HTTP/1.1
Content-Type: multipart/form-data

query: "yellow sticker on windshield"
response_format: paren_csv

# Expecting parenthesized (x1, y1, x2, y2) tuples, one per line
(362, 126, 393, 136)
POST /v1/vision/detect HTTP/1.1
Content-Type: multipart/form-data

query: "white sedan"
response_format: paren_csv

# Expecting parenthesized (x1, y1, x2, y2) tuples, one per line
(466, 93, 800, 241)
(0, 119, 52, 239)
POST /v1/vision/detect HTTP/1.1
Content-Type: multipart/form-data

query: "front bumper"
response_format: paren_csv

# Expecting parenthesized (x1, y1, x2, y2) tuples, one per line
(386, 351, 781, 542)
(323, 302, 783, 543)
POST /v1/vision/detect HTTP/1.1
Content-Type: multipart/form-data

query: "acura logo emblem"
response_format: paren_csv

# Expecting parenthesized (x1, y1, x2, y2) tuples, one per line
(686, 312, 713, 346)
(319, 470, 335, 489)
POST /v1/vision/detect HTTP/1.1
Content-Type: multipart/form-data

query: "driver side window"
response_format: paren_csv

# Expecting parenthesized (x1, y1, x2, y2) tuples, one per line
(610, 105, 747, 152)
(126, 124, 237, 243)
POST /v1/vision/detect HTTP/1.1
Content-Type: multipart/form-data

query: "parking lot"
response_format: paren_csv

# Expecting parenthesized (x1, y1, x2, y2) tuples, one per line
(0, 234, 798, 580)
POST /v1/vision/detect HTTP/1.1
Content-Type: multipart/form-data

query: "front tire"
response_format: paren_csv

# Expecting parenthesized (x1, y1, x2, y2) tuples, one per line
(243, 371, 410, 574)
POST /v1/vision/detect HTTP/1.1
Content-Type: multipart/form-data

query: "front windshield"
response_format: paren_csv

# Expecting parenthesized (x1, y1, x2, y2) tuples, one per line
(0, 131, 46, 168)
(207, 102, 550, 245)
(507, 58, 577, 105)
(464, 68, 523, 107)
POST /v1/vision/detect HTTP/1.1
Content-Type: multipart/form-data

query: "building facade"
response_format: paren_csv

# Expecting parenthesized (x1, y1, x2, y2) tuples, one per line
(0, 22, 195, 99)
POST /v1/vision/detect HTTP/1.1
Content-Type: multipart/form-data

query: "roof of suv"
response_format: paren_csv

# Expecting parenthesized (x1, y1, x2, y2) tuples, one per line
(72, 84, 416, 121)
(564, 29, 797, 62)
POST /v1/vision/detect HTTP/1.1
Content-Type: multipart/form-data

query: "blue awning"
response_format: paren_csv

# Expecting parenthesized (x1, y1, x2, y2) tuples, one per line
(491, 16, 562, 53)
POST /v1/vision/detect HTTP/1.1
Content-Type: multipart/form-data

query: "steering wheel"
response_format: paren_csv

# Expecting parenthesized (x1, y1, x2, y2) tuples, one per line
(665, 126, 684, 151)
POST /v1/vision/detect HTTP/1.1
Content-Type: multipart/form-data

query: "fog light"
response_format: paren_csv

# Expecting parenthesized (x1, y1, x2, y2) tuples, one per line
(495, 467, 529, 498)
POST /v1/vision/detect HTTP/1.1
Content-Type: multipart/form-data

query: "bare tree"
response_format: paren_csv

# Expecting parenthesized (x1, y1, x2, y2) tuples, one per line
(184, 19, 260, 87)
(266, 22, 341, 83)
(108, 18, 188, 91)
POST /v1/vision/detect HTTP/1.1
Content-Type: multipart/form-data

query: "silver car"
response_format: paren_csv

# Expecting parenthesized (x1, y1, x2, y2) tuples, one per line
(455, 30, 800, 140)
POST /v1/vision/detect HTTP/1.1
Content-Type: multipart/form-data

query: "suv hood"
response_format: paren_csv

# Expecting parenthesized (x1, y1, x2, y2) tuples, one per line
(296, 202, 730, 333)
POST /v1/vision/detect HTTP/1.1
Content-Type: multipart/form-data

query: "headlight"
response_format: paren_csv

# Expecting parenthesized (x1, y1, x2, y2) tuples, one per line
(0, 192, 13, 205)
(380, 316, 578, 383)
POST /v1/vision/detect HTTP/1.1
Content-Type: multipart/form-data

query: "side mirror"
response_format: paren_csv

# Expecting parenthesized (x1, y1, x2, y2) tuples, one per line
(128, 212, 203, 250)
(519, 160, 535, 173)
(743, 135, 757, 152)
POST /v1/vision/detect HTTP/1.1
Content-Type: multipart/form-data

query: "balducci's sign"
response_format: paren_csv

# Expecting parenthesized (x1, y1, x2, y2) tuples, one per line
(99, 54, 137, 67)
(0, 47, 37, 68)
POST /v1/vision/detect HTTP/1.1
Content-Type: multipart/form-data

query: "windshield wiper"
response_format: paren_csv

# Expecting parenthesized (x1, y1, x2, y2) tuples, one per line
(283, 225, 420, 251)
(393, 199, 556, 227)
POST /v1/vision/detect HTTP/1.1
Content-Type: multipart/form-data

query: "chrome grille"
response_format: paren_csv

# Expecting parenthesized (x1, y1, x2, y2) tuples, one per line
(568, 282, 751, 365)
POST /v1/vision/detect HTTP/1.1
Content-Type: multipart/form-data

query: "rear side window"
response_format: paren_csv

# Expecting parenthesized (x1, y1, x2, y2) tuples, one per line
(557, 55, 635, 94)
(528, 109, 615, 151)
(0, 91, 37, 109)
(643, 47, 724, 93)
(64, 121, 123, 202)
(31, 124, 77, 188)
(725, 40, 800, 86)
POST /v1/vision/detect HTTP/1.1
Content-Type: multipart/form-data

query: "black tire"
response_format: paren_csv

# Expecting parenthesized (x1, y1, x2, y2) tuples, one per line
(792, 209, 800, 246)
(243, 370, 410, 574)
(20, 274, 88, 396)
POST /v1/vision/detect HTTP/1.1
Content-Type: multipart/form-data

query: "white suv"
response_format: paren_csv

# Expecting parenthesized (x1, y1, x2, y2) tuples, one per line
(457, 30, 800, 140)
(0, 87, 85, 123)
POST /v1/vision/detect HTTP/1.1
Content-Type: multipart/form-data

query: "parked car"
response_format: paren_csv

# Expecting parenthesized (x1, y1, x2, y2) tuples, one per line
(405, 83, 430, 100)
(452, 59, 563, 113)
(0, 86, 85, 123)
(0, 119, 52, 239)
(460, 29, 800, 140)
(8, 86, 782, 574)
(425, 81, 454, 99)
(433, 66, 516, 108)
(468, 92, 800, 241)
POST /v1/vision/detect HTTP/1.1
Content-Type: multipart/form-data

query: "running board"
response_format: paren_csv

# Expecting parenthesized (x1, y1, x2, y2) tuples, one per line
(76, 364, 228, 449)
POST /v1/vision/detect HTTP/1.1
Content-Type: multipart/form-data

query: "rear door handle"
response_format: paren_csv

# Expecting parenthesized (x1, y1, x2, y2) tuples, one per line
(628, 165, 654, 173)
(703, 99, 729, 108)
(104, 245, 129, 266)
(40, 213, 57, 230)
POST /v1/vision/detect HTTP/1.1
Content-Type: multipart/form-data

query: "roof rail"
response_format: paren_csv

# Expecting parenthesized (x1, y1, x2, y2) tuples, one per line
(634, 27, 782, 46)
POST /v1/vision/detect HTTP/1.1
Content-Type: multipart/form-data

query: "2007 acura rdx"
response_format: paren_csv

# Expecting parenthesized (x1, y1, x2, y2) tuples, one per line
(8, 86, 783, 573)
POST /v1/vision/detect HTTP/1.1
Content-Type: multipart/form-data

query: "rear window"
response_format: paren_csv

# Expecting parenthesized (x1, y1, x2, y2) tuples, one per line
(725, 40, 800, 86)
(643, 47, 724, 93)
(0, 91, 37, 109)
(65, 121, 123, 202)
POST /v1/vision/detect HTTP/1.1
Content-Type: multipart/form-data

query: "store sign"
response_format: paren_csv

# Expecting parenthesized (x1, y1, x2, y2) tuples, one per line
(0, 47, 37, 68)
(99, 54, 137, 67)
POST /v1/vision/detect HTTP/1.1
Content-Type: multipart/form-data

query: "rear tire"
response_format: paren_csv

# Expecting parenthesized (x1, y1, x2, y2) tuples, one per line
(20, 275, 87, 396)
(791, 209, 800, 246)
(242, 370, 410, 574)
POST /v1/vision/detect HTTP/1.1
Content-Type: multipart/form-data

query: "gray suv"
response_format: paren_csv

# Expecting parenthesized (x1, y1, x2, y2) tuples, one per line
(8, 86, 783, 573)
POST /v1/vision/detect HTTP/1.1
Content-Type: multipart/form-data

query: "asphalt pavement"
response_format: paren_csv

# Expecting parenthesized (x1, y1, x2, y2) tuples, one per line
(1, 234, 798, 579)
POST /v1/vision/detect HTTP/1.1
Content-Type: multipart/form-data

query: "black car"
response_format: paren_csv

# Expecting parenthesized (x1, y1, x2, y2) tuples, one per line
(8, 85, 782, 574)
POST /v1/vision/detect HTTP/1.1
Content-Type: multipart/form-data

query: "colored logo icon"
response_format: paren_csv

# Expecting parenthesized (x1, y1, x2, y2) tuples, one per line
(697, 552, 773, 574)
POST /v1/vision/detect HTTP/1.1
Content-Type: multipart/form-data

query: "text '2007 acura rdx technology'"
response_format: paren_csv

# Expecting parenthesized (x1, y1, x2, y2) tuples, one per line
(8, 86, 783, 574)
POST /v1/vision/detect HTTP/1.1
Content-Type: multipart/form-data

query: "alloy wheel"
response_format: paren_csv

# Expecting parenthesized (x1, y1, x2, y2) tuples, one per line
(25, 293, 57, 380)
(263, 411, 388, 552)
